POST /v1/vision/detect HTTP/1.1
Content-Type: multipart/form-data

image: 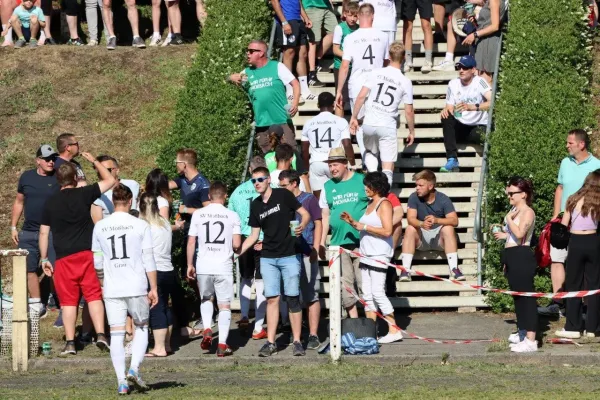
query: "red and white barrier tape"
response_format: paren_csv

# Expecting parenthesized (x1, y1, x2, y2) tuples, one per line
(546, 338, 582, 347)
(340, 282, 499, 344)
(338, 248, 600, 299)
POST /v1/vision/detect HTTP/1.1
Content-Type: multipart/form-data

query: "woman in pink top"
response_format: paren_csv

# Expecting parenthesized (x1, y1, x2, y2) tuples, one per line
(556, 170, 600, 339)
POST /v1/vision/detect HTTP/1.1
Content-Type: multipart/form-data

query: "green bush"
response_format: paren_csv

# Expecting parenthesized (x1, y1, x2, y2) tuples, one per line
(484, 0, 595, 312)
(157, 0, 272, 190)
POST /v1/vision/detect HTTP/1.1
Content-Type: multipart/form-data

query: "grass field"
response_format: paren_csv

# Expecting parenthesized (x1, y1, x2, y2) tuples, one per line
(1, 361, 600, 399)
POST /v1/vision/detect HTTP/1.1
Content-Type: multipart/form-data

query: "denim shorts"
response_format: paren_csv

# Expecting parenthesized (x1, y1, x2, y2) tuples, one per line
(19, 230, 56, 273)
(260, 255, 301, 298)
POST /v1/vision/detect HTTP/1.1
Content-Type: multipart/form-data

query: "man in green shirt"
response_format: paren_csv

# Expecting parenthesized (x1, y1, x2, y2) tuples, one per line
(318, 147, 368, 317)
(229, 39, 300, 154)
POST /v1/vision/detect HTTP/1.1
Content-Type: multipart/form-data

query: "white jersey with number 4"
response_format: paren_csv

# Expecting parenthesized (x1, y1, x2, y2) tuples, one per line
(301, 111, 352, 163)
(342, 28, 390, 99)
(363, 66, 413, 127)
(189, 203, 241, 275)
(92, 211, 156, 299)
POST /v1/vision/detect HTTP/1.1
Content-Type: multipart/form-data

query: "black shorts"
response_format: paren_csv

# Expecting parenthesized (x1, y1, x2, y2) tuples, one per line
(275, 19, 309, 48)
(239, 235, 262, 280)
(433, 0, 463, 14)
(41, 0, 53, 15)
(401, 0, 434, 21)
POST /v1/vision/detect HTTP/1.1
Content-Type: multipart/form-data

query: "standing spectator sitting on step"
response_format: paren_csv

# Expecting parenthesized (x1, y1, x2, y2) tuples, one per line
(432, 0, 465, 71)
(401, 0, 434, 73)
(400, 170, 465, 282)
(271, 0, 316, 101)
(359, 0, 398, 44)
(54, 133, 87, 186)
(102, 0, 147, 50)
(302, 0, 337, 88)
(332, 1, 359, 117)
(229, 40, 300, 154)
(1, 0, 45, 48)
(460, 0, 507, 84)
(439, 55, 490, 173)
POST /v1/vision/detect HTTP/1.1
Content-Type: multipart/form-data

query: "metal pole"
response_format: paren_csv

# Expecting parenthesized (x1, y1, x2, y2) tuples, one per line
(329, 246, 341, 363)
(241, 122, 256, 183)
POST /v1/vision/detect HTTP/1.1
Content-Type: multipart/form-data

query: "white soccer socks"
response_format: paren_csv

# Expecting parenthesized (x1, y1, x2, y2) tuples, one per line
(240, 278, 253, 319)
(218, 309, 232, 344)
(401, 253, 413, 272)
(382, 170, 394, 187)
(130, 325, 148, 373)
(200, 300, 214, 332)
(447, 252, 458, 275)
(254, 279, 266, 332)
(110, 330, 127, 383)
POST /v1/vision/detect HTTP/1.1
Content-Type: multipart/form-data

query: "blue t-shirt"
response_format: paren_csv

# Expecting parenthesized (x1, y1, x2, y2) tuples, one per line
(558, 154, 600, 211)
(407, 190, 455, 230)
(17, 169, 59, 231)
(174, 172, 210, 228)
(13, 5, 45, 29)
(276, 0, 302, 22)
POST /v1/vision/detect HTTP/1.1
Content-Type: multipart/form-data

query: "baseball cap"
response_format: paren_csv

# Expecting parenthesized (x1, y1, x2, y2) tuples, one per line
(268, 124, 284, 138)
(36, 144, 58, 158)
(455, 55, 477, 69)
(327, 147, 348, 162)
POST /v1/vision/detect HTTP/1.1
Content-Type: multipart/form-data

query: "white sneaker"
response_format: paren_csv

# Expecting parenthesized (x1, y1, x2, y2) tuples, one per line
(378, 331, 403, 344)
(87, 40, 98, 47)
(421, 60, 433, 73)
(161, 36, 172, 47)
(584, 331, 596, 338)
(402, 61, 413, 73)
(302, 92, 317, 101)
(432, 60, 455, 71)
(150, 35, 163, 47)
(510, 338, 538, 353)
(555, 329, 581, 339)
(508, 332, 521, 344)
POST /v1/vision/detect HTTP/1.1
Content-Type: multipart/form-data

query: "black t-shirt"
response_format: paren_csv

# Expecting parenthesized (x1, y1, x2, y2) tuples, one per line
(17, 169, 59, 231)
(54, 157, 86, 182)
(41, 183, 101, 260)
(249, 188, 301, 258)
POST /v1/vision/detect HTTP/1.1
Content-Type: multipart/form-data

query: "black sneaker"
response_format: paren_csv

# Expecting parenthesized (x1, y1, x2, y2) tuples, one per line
(399, 271, 411, 282)
(306, 335, 320, 350)
(96, 333, 110, 351)
(45, 38, 57, 45)
(258, 342, 278, 357)
(308, 71, 326, 87)
(67, 38, 84, 46)
(61, 341, 76, 356)
(79, 332, 94, 347)
(171, 34, 184, 45)
(292, 341, 305, 356)
(452, 268, 466, 281)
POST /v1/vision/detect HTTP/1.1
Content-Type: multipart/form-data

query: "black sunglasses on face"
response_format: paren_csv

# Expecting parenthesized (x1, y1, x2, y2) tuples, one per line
(251, 177, 268, 184)
(39, 156, 56, 162)
(246, 49, 261, 54)
(456, 65, 471, 71)
(68, 142, 79, 147)
(507, 191, 523, 197)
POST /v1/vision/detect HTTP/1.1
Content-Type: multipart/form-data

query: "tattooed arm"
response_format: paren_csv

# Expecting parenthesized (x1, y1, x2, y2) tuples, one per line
(506, 208, 534, 240)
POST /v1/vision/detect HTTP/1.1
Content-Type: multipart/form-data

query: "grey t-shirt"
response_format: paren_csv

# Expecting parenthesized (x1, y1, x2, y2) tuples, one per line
(93, 179, 140, 218)
(407, 191, 455, 229)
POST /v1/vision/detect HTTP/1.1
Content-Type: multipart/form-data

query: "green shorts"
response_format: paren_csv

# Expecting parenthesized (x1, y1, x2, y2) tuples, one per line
(305, 7, 338, 42)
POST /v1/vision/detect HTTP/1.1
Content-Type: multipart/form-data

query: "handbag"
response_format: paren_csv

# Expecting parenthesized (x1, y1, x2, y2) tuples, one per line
(550, 222, 570, 250)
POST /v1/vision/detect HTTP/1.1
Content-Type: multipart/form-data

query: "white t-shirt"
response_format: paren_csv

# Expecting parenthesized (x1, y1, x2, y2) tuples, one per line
(362, 66, 413, 127)
(188, 203, 241, 275)
(342, 28, 390, 99)
(157, 195, 169, 211)
(360, 0, 397, 32)
(301, 111, 351, 163)
(446, 76, 491, 126)
(333, 25, 344, 45)
(271, 169, 307, 192)
(93, 179, 140, 218)
(92, 212, 156, 298)
(149, 219, 173, 272)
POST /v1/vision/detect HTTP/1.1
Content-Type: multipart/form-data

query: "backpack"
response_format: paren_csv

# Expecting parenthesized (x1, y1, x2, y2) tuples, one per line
(535, 217, 560, 268)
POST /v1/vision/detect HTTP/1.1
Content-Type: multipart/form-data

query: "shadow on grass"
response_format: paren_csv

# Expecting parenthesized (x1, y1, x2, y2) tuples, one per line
(148, 381, 187, 391)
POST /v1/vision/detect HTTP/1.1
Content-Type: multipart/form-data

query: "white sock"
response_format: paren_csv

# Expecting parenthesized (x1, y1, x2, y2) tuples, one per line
(110, 330, 127, 383)
(363, 152, 378, 172)
(152, 32, 161, 39)
(254, 279, 266, 332)
(40, 31, 46, 41)
(167, 32, 173, 39)
(401, 253, 413, 271)
(445, 52, 454, 62)
(447, 252, 458, 274)
(279, 299, 289, 324)
(129, 325, 148, 374)
(382, 169, 393, 187)
(355, 126, 365, 160)
(133, 35, 140, 39)
(218, 309, 231, 344)
(240, 278, 253, 319)
(4, 26, 13, 43)
(200, 301, 214, 331)
(299, 76, 310, 94)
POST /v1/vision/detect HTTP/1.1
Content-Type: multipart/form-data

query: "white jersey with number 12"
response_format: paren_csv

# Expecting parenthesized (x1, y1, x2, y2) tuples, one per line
(301, 111, 351, 163)
(188, 203, 241, 275)
(342, 27, 390, 99)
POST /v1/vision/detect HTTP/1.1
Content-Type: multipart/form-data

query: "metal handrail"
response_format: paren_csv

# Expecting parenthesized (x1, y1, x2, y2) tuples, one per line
(240, 20, 278, 183)
(473, 32, 504, 287)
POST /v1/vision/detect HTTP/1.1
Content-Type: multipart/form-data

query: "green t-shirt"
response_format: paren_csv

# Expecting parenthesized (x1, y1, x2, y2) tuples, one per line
(302, 0, 329, 9)
(244, 60, 293, 128)
(265, 151, 297, 172)
(321, 171, 368, 246)
(334, 21, 359, 70)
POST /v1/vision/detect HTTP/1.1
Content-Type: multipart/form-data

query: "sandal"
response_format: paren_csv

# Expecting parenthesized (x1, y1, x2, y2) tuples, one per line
(145, 352, 168, 358)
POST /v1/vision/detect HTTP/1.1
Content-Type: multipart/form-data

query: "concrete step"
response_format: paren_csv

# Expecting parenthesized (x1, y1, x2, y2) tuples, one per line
(316, 70, 458, 84)
(393, 247, 477, 260)
(294, 126, 445, 140)
(305, 85, 448, 97)
(298, 98, 445, 112)
(396, 156, 481, 169)
(400, 218, 475, 229)
(398, 202, 476, 213)
(319, 57, 461, 72)
(400, 142, 482, 154)
(319, 279, 477, 294)
(394, 172, 480, 183)
(393, 186, 478, 199)
(293, 112, 450, 126)
(319, 262, 478, 278)
(324, 231, 478, 247)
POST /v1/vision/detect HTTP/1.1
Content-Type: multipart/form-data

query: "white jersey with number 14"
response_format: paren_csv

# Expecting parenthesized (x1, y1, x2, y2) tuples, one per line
(188, 203, 241, 275)
(342, 28, 390, 99)
(301, 111, 351, 163)
(363, 66, 413, 127)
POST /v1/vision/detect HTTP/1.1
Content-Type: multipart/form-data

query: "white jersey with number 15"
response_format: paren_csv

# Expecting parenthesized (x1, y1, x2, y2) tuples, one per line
(188, 203, 241, 276)
(301, 111, 351, 163)
(363, 66, 413, 127)
(342, 27, 390, 99)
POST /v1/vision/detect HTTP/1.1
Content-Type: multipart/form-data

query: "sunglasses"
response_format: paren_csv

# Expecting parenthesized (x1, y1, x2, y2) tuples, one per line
(456, 65, 472, 71)
(39, 156, 56, 162)
(251, 177, 268, 184)
(506, 191, 523, 197)
(246, 49, 261, 54)
(68, 142, 79, 147)
(174, 160, 186, 165)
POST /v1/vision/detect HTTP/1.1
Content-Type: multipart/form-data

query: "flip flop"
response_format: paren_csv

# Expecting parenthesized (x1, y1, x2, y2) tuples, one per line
(145, 352, 168, 358)
(186, 329, 203, 340)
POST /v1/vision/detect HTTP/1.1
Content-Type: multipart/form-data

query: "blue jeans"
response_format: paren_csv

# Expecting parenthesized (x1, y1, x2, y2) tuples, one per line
(260, 255, 300, 298)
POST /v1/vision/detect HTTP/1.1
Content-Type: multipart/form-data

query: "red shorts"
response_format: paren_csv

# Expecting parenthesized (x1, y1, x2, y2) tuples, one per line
(54, 250, 103, 307)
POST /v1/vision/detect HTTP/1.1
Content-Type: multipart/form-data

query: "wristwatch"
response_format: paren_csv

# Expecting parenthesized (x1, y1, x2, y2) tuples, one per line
(282, 21, 289, 26)
(474, 31, 479, 39)
(475, 103, 480, 111)
(10, 226, 17, 231)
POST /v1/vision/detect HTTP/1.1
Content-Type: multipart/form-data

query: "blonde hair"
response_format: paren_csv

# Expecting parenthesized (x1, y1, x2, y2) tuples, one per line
(139, 193, 170, 229)
(413, 170, 437, 185)
(389, 41, 405, 63)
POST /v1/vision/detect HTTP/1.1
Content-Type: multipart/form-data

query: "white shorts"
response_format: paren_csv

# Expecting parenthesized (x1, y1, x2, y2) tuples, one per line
(309, 161, 331, 192)
(383, 30, 397, 45)
(550, 245, 568, 264)
(105, 296, 149, 327)
(362, 124, 399, 163)
(417, 226, 444, 251)
(197, 274, 234, 304)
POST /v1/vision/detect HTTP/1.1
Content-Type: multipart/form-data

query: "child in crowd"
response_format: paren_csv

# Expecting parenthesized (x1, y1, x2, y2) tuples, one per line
(0, 0, 45, 48)
(332, 1, 359, 117)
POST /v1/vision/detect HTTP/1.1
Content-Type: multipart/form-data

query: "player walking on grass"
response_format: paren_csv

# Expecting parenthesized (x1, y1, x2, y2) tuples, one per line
(187, 182, 242, 357)
(92, 184, 158, 395)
